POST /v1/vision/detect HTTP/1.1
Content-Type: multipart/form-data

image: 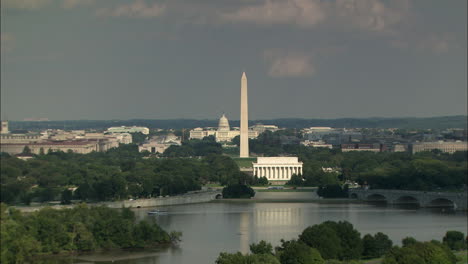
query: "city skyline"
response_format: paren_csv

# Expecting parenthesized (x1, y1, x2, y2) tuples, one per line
(1, 0, 466, 121)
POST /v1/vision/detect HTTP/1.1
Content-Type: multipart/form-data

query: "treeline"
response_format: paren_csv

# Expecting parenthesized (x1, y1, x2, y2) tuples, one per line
(0, 204, 179, 264)
(162, 136, 223, 157)
(0, 144, 255, 204)
(9, 115, 467, 131)
(216, 220, 467, 264)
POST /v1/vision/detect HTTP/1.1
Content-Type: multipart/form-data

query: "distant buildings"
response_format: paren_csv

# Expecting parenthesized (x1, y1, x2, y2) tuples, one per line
(341, 143, 385, 152)
(301, 140, 333, 149)
(138, 134, 181, 154)
(0, 126, 133, 155)
(106, 126, 149, 135)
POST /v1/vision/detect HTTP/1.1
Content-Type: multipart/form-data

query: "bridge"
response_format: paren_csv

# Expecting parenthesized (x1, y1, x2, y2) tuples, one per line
(348, 188, 467, 210)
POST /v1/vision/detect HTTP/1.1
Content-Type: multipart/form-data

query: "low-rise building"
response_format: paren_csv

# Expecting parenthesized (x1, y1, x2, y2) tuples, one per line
(301, 140, 333, 149)
(410, 141, 468, 154)
(139, 134, 181, 154)
(341, 143, 385, 152)
(106, 126, 149, 135)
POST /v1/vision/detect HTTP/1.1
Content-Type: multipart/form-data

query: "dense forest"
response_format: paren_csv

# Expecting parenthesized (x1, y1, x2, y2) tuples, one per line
(216, 220, 466, 264)
(8, 115, 467, 131)
(0, 204, 179, 263)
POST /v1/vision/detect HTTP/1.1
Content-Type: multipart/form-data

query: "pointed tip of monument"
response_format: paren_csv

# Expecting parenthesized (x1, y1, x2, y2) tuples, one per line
(242, 71, 246, 78)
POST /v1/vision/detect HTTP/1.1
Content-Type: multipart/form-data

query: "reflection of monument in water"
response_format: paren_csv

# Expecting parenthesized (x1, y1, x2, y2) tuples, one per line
(254, 207, 302, 227)
(238, 206, 303, 253)
(239, 212, 251, 254)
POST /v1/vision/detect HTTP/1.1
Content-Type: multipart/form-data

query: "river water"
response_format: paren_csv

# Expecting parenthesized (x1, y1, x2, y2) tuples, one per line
(63, 192, 467, 264)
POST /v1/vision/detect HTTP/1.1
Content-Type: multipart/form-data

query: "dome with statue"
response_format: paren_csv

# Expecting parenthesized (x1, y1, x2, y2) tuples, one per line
(218, 114, 230, 131)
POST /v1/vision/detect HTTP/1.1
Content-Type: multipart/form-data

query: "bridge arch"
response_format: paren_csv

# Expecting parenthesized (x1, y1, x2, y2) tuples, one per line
(215, 193, 223, 199)
(366, 193, 387, 203)
(393, 196, 420, 206)
(428, 198, 456, 208)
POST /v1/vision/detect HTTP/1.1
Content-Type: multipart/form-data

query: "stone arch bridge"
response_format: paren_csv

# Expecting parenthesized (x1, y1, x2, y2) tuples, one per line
(349, 189, 467, 210)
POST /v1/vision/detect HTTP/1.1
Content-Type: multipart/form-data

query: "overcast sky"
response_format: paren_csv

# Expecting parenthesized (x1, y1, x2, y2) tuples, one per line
(1, 0, 466, 121)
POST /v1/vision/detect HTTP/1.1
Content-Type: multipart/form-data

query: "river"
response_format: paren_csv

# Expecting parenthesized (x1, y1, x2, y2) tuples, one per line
(58, 192, 467, 264)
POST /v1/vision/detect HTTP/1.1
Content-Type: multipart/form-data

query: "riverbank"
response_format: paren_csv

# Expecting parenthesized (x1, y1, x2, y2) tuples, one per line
(12, 190, 221, 213)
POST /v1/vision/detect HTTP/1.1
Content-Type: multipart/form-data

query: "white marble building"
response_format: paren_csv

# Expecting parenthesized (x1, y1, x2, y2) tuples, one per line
(253, 157, 303, 184)
(189, 114, 258, 142)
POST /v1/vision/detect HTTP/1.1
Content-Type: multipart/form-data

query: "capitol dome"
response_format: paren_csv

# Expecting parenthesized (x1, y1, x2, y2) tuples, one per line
(218, 114, 230, 131)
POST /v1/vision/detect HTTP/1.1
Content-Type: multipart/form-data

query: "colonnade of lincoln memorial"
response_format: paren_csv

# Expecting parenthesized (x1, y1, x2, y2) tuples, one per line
(252, 157, 303, 182)
(253, 165, 303, 180)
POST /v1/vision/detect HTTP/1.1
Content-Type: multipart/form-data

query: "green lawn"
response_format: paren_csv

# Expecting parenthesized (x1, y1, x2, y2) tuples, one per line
(456, 250, 468, 264)
(232, 157, 257, 168)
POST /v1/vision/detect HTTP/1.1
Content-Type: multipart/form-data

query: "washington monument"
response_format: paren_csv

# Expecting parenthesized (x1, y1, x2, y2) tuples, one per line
(240, 72, 249, 158)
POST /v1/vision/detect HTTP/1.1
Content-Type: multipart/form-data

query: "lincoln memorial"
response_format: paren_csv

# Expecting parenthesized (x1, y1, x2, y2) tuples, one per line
(253, 157, 303, 184)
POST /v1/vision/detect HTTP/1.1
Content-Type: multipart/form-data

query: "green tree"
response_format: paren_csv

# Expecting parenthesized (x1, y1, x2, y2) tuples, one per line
(277, 239, 324, 264)
(362, 232, 393, 259)
(61, 189, 73, 205)
(299, 224, 342, 259)
(442, 231, 466, 250)
(250, 240, 273, 255)
(222, 184, 255, 199)
(216, 252, 280, 264)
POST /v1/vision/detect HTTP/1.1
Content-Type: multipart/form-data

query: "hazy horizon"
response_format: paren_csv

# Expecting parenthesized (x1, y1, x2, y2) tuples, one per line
(1, 0, 466, 120)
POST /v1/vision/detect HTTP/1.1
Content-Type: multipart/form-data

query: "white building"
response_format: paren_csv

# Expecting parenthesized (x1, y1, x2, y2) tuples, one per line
(301, 140, 333, 149)
(250, 124, 280, 134)
(411, 141, 468, 154)
(189, 114, 258, 142)
(106, 126, 149, 135)
(253, 157, 303, 185)
(1, 121, 9, 134)
(138, 134, 181, 154)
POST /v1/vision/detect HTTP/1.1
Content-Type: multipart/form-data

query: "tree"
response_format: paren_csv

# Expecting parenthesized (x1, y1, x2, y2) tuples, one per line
(277, 239, 324, 264)
(383, 241, 457, 264)
(216, 252, 280, 264)
(286, 174, 304, 186)
(299, 221, 362, 260)
(299, 224, 341, 259)
(402, 237, 418, 247)
(21, 146, 32, 155)
(61, 189, 73, 205)
(250, 240, 273, 255)
(443, 231, 466, 250)
(222, 184, 255, 199)
(362, 232, 393, 259)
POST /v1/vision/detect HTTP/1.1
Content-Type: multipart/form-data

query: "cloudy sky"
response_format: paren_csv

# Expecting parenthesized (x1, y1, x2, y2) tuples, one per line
(1, 0, 466, 120)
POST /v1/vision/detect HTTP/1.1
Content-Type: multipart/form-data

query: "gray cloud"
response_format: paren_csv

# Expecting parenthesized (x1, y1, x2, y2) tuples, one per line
(264, 50, 315, 78)
(96, 0, 166, 18)
(1, 0, 52, 9)
(0, 33, 15, 53)
(62, 0, 95, 9)
(219, 0, 326, 27)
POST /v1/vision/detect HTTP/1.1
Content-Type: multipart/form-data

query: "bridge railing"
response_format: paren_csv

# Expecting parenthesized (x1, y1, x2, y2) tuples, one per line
(349, 188, 466, 197)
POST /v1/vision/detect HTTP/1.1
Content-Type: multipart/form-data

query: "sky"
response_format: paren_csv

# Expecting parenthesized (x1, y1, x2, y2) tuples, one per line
(1, 0, 466, 121)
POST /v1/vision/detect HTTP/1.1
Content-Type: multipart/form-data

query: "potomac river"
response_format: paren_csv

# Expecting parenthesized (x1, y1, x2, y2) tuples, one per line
(62, 192, 467, 264)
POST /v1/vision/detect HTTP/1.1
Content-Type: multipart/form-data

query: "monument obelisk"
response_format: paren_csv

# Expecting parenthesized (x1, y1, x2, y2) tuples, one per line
(240, 72, 249, 158)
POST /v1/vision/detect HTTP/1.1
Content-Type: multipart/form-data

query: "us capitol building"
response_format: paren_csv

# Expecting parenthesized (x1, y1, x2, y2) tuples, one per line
(189, 114, 260, 142)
